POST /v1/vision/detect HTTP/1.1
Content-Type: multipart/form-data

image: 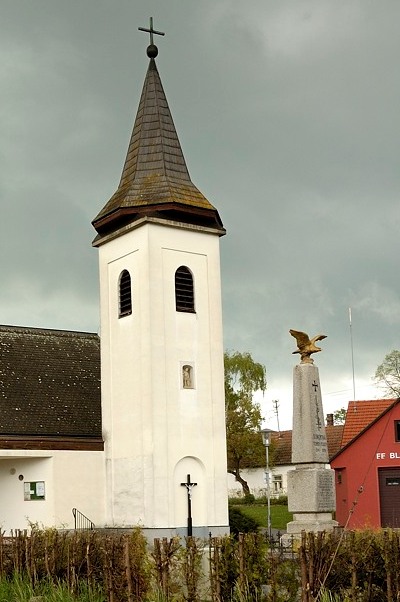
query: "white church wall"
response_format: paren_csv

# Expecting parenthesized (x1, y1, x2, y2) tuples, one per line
(0, 451, 105, 533)
(52, 451, 105, 529)
(0, 455, 53, 533)
(159, 228, 228, 532)
(173, 457, 207, 533)
(99, 227, 149, 526)
(98, 221, 229, 534)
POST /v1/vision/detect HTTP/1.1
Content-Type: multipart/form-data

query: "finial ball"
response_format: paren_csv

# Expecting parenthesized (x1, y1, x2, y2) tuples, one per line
(147, 44, 158, 58)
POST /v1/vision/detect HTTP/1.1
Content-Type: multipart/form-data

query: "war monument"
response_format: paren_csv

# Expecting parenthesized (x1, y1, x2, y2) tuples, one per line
(286, 330, 338, 535)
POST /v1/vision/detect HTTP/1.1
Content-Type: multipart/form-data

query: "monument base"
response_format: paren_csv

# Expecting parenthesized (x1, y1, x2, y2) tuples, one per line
(286, 513, 338, 535)
(285, 466, 337, 538)
(288, 466, 336, 513)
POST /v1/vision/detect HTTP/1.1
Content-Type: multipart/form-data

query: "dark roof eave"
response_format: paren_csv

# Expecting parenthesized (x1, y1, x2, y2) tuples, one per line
(92, 203, 225, 242)
(0, 435, 104, 452)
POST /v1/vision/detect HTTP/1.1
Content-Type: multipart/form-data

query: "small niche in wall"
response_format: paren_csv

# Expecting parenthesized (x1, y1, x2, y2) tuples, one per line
(182, 364, 195, 389)
(24, 481, 45, 501)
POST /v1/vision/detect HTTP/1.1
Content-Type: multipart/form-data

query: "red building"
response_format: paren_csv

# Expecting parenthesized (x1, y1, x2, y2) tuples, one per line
(331, 399, 400, 529)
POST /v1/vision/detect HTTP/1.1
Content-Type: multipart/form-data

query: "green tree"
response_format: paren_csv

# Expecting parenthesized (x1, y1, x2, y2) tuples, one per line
(374, 350, 400, 397)
(332, 407, 347, 425)
(224, 350, 267, 496)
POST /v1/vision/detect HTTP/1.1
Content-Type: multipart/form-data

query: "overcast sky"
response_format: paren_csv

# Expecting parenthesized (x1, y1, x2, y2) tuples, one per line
(1, 1, 399, 430)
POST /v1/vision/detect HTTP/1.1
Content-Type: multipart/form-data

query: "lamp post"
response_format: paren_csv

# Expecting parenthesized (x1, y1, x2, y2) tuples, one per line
(261, 428, 272, 540)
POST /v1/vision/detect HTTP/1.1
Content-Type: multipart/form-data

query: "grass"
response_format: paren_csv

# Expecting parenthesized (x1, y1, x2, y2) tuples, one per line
(232, 503, 293, 530)
(0, 575, 104, 602)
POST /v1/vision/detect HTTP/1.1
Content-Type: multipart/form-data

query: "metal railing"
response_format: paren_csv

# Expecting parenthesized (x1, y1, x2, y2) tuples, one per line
(72, 508, 95, 531)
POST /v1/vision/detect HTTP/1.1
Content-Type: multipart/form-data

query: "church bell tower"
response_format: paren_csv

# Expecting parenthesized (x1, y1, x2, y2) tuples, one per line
(92, 21, 229, 538)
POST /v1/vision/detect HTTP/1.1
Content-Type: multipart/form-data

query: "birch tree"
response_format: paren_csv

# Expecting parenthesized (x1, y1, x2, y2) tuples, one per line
(375, 350, 400, 397)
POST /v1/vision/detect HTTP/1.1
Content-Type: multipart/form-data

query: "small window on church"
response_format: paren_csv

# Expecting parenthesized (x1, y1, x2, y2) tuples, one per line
(119, 270, 132, 317)
(175, 266, 195, 313)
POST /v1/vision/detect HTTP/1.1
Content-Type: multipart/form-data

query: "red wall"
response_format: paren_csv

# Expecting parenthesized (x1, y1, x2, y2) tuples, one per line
(331, 403, 400, 529)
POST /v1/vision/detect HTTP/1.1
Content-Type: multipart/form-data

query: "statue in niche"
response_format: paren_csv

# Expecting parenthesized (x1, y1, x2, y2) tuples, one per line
(182, 365, 193, 389)
(290, 329, 327, 364)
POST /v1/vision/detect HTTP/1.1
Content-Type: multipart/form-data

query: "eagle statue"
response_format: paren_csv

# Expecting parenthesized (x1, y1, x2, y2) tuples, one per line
(289, 329, 327, 364)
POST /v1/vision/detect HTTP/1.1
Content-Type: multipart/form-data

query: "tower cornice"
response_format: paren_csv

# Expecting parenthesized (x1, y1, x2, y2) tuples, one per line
(92, 214, 225, 248)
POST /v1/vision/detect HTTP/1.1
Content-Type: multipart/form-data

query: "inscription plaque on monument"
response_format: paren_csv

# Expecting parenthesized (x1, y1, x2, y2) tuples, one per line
(291, 364, 330, 464)
(317, 471, 336, 512)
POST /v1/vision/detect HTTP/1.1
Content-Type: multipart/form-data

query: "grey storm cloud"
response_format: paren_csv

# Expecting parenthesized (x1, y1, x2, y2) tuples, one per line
(1, 1, 400, 427)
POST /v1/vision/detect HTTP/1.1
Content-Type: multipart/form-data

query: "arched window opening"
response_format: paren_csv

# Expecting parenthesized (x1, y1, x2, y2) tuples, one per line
(175, 266, 195, 313)
(119, 270, 132, 317)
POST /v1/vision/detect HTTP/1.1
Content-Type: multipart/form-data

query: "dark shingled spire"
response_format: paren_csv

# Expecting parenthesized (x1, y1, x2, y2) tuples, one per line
(92, 49, 224, 241)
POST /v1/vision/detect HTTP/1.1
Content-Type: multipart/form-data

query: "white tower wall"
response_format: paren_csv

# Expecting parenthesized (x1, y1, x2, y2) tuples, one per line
(98, 220, 229, 537)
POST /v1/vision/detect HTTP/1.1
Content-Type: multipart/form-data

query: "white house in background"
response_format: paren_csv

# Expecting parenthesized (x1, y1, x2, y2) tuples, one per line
(228, 420, 344, 498)
(0, 34, 229, 538)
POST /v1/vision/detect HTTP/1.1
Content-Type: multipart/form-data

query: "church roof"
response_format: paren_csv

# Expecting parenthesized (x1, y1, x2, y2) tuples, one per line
(93, 52, 224, 241)
(0, 325, 101, 449)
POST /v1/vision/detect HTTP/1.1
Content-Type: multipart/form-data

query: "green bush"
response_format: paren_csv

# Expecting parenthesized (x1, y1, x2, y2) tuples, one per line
(228, 495, 246, 506)
(255, 494, 288, 505)
(229, 506, 260, 536)
(271, 495, 288, 505)
(230, 494, 289, 506)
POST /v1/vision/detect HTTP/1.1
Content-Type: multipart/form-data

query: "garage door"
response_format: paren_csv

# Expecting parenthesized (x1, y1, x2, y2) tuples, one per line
(379, 467, 400, 528)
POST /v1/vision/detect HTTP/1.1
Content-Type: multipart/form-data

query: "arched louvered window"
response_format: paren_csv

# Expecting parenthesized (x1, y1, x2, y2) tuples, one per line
(119, 270, 132, 317)
(175, 266, 195, 313)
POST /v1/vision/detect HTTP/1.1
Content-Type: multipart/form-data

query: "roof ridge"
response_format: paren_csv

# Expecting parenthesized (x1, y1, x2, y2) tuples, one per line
(347, 398, 396, 404)
(148, 59, 189, 183)
(0, 325, 98, 338)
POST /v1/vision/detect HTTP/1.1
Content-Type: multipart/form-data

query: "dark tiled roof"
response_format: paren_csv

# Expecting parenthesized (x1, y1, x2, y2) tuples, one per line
(326, 424, 345, 458)
(272, 424, 345, 465)
(341, 399, 396, 446)
(271, 430, 292, 465)
(0, 325, 101, 438)
(93, 59, 224, 238)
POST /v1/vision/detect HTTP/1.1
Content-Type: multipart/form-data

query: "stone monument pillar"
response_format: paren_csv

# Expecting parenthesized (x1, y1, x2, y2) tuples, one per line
(286, 330, 337, 535)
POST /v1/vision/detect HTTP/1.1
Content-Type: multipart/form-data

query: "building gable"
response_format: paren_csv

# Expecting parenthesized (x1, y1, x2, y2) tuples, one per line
(341, 399, 397, 447)
(331, 399, 400, 529)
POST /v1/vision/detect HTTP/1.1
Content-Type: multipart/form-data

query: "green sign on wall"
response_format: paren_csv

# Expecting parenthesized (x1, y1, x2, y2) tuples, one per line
(24, 481, 45, 501)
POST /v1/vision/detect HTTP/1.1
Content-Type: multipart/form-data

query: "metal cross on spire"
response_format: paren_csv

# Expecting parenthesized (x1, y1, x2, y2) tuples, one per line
(138, 17, 165, 46)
